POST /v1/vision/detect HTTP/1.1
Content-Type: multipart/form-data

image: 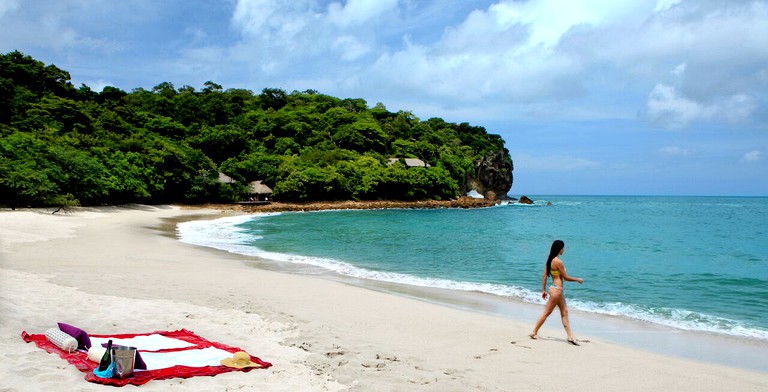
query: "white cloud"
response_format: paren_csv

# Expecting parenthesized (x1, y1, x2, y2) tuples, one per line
(658, 146, 691, 157)
(228, 0, 400, 78)
(366, 0, 614, 103)
(645, 58, 757, 129)
(365, 0, 768, 126)
(653, 0, 681, 13)
(0, 10, 80, 49)
(741, 150, 763, 162)
(646, 83, 756, 129)
(0, 0, 20, 17)
(719, 94, 757, 123)
(671, 62, 686, 77)
(183, 27, 209, 43)
(332, 35, 370, 61)
(79, 79, 113, 92)
(231, 0, 280, 37)
(327, 0, 398, 27)
(599, 1, 768, 98)
(646, 83, 710, 129)
(486, 0, 638, 50)
(0, 1, 119, 53)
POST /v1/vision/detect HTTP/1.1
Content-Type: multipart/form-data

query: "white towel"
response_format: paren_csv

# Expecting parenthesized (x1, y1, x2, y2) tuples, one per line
(138, 347, 234, 370)
(89, 334, 196, 351)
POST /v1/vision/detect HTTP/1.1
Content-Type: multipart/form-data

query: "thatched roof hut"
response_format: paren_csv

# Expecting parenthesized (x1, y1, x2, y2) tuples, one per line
(248, 181, 273, 197)
(234, 180, 273, 204)
(218, 172, 236, 184)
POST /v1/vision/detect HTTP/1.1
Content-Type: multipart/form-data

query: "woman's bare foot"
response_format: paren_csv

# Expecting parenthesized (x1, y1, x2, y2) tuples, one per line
(567, 337, 579, 346)
(528, 333, 538, 340)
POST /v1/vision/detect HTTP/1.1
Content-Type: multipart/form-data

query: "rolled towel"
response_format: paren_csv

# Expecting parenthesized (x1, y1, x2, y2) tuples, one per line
(45, 328, 78, 353)
(87, 346, 107, 363)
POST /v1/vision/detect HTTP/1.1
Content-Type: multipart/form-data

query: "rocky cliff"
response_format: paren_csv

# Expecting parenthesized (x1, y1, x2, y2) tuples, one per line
(463, 150, 513, 200)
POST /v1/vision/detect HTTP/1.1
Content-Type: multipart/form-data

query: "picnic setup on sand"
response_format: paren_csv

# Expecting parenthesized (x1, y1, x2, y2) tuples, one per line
(21, 323, 271, 386)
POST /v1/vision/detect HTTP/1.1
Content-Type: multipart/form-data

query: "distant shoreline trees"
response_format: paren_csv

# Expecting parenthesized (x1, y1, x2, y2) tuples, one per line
(0, 51, 511, 208)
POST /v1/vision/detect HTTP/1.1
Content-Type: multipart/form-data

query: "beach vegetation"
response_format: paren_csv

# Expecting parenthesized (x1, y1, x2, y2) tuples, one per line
(0, 51, 510, 207)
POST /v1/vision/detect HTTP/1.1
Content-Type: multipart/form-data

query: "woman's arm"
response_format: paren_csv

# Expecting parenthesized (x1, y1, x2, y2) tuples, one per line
(540, 270, 548, 299)
(559, 265, 584, 284)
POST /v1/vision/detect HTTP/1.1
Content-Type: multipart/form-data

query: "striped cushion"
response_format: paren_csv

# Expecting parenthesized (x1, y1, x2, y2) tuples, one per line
(45, 328, 78, 353)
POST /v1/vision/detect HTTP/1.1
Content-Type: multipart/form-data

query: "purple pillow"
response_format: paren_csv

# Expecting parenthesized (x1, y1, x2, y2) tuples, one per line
(57, 322, 91, 350)
(134, 351, 147, 370)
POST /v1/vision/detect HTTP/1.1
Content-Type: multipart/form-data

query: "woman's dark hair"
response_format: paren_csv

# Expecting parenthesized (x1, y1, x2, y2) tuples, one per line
(546, 240, 565, 277)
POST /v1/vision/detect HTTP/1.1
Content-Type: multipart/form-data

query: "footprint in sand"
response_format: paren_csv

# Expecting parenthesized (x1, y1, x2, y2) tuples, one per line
(291, 341, 312, 352)
(325, 350, 345, 358)
(474, 347, 503, 359)
(375, 354, 399, 362)
(511, 341, 532, 349)
(361, 362, 386, 369)
(408, 378, 433, 385)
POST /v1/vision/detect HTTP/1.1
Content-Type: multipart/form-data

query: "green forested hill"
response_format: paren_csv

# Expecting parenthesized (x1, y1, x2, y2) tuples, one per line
(0, 51, 510, 207)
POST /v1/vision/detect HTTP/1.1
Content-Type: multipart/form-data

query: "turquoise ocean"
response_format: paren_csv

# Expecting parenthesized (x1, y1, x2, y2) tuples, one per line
(178, 196, 768, 342)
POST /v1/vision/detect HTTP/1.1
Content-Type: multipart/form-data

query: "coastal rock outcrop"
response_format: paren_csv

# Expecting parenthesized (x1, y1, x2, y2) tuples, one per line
(463, 150, 513, 200)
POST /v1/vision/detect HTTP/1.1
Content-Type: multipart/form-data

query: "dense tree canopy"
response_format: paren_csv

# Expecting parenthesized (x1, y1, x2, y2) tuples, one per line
(0, 51, 511, 207)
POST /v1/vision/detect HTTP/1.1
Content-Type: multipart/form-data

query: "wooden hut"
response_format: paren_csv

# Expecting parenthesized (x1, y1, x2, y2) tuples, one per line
(245, 180, 273, 203)
(218, 172, 236, 184)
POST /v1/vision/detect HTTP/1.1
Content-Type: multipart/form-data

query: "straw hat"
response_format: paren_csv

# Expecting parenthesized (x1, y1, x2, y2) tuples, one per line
(220, 351, 262, 368)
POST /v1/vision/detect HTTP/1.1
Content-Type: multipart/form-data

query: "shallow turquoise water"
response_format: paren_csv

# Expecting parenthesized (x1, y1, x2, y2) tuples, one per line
(178, 196, 768, 340)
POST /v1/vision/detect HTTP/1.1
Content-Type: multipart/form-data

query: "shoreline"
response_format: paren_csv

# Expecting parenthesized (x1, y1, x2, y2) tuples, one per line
(187, 197, 504, 213)
(176, 203, 768, 359)
(156, 206, 768, 373)
(1, 205, 767, 391)
(195, 231, 768, 373)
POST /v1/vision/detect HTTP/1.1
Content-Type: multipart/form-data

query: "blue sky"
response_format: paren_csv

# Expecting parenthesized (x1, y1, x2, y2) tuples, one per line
(1, 0, 767, 196)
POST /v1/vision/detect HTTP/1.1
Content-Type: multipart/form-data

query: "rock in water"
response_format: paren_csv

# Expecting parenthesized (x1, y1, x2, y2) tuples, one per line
(518, 196, 534, 204)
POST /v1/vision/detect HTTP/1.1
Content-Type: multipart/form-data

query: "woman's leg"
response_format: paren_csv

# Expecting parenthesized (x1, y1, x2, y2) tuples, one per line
(530, 290, 560, 338)
(556, 295, 577, 344)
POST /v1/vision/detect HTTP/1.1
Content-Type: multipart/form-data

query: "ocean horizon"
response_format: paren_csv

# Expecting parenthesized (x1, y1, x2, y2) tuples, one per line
(178, 195, 768, 344)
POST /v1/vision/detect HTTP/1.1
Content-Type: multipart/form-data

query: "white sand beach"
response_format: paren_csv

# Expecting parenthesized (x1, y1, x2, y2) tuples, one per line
(1, 205, 767, 391)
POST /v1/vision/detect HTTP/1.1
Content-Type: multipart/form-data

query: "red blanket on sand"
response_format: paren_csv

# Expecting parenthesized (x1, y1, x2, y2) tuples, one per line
(21, 329, 271, 387)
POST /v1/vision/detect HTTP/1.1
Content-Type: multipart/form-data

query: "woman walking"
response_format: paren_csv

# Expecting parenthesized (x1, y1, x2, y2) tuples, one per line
(529, 240, 584, 345)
